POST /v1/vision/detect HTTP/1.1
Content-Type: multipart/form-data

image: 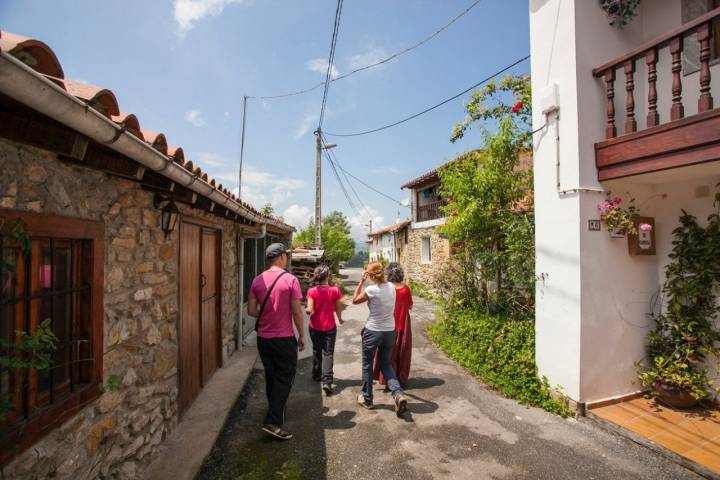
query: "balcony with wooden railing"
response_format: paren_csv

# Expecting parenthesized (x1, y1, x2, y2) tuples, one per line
(594, 7, 720, 181)
(416, 200, 444, 223)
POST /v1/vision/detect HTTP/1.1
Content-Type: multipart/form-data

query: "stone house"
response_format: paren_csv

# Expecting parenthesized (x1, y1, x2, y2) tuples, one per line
(0, 31, 293, 479)
(399, 166, 450, 289)
(367, 221, 410, 263)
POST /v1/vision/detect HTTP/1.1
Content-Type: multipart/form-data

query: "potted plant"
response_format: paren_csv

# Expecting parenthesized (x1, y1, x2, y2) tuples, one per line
(638, 197, 720, 409)
(597, 193, 648, 237)
(599, 0, 641, 28)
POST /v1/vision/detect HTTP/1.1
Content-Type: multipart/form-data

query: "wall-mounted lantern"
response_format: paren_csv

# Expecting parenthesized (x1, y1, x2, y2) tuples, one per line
(153, 194, 180, 239)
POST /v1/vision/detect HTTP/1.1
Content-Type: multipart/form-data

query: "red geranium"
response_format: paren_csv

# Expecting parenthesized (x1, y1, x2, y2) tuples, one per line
(511, 101, 524, 113)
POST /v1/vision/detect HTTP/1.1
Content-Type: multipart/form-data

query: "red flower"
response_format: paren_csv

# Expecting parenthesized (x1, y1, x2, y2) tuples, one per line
(613, 196, 622, 205)
(511, 101, 524, 113)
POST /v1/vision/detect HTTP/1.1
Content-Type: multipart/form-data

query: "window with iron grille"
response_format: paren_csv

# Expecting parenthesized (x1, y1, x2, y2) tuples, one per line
(0, 211, 103, 459)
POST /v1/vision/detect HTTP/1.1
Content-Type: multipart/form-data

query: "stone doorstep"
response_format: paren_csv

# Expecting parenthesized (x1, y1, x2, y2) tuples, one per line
(585, 411, 720, 480)
(143, 347, 258, 480)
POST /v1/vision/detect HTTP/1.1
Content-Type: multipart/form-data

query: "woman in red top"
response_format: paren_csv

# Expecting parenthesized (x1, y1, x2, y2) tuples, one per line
(374, 262, 413, 387)
(305, 265, 344, 395)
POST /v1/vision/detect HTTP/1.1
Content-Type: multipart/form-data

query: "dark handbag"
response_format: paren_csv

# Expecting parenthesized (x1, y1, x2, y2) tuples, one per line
(255, 271, 288, 332)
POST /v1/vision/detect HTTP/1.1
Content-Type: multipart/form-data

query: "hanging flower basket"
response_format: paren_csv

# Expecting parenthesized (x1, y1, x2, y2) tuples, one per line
(599, 0, 641, 28)
(597, 193, 646, 237)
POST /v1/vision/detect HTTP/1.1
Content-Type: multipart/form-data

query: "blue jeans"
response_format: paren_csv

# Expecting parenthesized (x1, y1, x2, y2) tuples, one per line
(361, 329, 403, 402)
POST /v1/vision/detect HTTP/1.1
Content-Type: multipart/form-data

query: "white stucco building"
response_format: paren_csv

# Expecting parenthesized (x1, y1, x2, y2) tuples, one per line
(367, 221, 410, 263)
(531, 0, 720, 406)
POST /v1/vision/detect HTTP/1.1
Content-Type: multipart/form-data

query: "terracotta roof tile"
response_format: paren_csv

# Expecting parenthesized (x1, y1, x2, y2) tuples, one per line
(139, 130, 167, 153)
(111, 112, 143, 139)
(55, 79, 120, 117)
(0, 31, 64, 79)
(368, 220, 410, 237)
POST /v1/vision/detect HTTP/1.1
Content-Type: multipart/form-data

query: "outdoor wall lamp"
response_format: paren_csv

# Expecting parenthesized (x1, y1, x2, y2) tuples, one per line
(153, 194, 180, 239)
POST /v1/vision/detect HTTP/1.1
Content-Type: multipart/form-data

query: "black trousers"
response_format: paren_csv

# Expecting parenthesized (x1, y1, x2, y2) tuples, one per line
(309, 327, 337, 385)
(257, 336, 298, 426)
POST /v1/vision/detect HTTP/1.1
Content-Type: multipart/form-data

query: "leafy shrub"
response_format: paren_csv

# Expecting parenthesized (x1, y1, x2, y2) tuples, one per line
(408, 279, 434, 302)
(428, 304, 572, 416)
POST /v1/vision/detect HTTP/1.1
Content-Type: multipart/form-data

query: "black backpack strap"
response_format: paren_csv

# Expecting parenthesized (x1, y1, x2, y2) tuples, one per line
(255, 271, 288, 332)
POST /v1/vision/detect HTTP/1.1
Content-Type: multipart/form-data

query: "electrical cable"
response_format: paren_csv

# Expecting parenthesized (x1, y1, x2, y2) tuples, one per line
(320, 138, 407, 207)
(321, 133, 369, 215)
(248, 0, 485, 100)
(318, 0, 344, 129)
(323, 54, 530, 137)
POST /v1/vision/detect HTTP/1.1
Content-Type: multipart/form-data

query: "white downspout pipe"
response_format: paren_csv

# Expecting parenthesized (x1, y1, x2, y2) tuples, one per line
(237, 224, 266, 349)
(0, 51, 282, 227)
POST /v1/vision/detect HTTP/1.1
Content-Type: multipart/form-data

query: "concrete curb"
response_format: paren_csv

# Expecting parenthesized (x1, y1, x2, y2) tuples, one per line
(585, 411, 720, 480)
(143, 348, 258, 480)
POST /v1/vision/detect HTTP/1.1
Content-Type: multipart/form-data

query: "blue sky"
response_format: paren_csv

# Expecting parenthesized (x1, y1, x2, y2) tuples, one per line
(2, 0, 530, 240)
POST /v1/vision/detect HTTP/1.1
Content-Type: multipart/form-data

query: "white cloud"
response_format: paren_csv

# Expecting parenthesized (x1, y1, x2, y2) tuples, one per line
(306, 58, 339, 78)
(240, 165, 307, 207)
(223, 111, 230, 121)
(174, 0, 247, 34)
(197, 151, 227, 167)
(294, 112, 318, 140)
(349, 206, 384, 241)
(282, 204, 312, 229)
(184, 109, 207, 127)
(347, 46, 389, 71)
(371, 165, 400, 175)
(401, 196, 410, 207)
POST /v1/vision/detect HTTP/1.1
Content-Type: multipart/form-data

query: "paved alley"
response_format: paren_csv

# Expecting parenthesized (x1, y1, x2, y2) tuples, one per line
(196, 269, 701, 480)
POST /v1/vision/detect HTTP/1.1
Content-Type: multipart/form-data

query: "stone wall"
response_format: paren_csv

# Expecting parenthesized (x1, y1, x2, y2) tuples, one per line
(399, 225, 450, 290)
(0, 138, 243, 479)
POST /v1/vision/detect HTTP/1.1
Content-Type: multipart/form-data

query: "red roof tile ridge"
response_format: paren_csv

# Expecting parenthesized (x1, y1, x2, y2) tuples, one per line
(0, 31, 64, 79)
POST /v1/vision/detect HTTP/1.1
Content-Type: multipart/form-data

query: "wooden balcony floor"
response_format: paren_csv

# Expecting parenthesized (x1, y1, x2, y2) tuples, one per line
(590, 397, 720, 473)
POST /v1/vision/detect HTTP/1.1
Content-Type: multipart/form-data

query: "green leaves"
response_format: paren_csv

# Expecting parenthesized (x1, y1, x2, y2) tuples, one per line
(293, 211, 355, 271)
(639, 191, 720, 399)
(428, 306, 572, 416)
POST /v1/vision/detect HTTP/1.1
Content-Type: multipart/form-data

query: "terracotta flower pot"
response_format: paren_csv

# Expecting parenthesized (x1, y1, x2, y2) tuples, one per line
(653, 381, 700, 409)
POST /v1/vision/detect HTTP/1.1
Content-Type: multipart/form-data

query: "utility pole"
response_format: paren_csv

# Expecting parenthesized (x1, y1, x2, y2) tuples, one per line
(314, 129, 337, 249)
(314, 128, 322, 248)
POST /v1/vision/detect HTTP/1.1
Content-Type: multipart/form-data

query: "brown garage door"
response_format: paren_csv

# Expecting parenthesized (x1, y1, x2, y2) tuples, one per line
(179, 219, 221, 414)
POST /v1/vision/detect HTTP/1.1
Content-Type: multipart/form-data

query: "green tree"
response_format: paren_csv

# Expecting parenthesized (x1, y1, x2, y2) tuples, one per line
(440, 74, 534, 317)
(451, 74, 531, 144)
(260, 203, 275, 216)
(293, 211, 355, 270)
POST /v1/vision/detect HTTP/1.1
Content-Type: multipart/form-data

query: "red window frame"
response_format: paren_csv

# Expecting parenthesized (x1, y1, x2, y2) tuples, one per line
(0, 210, 104, 461)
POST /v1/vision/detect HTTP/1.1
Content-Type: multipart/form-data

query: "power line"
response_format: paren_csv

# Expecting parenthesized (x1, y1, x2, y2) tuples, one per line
(321, 134, 368, 214)
(323, 54, 530, 137)
(248, 0, 485, 100)
(318, 0, 344, 129)
(324, 147, 360, 216)
(320, 136, 406, 207)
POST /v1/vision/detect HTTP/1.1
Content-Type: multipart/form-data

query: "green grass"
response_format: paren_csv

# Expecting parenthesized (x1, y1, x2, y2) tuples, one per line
(408, 279, 434, 302)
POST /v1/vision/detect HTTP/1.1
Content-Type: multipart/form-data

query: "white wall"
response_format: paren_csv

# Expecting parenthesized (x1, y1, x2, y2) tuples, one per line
(531, 0, 720, 403)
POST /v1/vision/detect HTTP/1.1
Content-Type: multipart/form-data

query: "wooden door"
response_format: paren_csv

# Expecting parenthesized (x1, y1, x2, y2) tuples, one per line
(179, 220, 221, 414)
(200, 228, 220, 384)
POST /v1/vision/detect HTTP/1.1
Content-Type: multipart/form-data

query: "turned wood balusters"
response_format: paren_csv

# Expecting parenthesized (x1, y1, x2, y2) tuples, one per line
(596, 14, 718, 140)
(698, 22, 714, 112)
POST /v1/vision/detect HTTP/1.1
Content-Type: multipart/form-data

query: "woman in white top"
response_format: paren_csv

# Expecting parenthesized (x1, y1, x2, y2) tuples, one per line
(352, 261, 408, 416)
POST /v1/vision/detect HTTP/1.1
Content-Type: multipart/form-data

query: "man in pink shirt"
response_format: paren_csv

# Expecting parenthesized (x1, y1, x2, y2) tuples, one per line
(248, 243, 305, 440)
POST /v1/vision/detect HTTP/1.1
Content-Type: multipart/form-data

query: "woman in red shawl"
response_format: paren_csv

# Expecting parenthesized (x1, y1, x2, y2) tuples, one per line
(374, 262, 413, 387)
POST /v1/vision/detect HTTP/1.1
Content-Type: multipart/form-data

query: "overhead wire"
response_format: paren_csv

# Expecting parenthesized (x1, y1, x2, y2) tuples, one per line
(248, 0, 485, 100)
(320, 136, 406, 207)
(323, 54, 530, 137)
(318, 0, 344, 129)
(321, 133, 368, 213)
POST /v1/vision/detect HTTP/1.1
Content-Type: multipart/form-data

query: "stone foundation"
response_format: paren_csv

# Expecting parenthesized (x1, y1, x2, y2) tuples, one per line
(0, 139, 246, 479)
(399, 225, 450, 291)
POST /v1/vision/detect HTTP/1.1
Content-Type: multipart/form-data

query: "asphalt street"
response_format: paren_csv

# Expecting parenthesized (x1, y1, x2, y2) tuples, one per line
(196, 268, 701, 480)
